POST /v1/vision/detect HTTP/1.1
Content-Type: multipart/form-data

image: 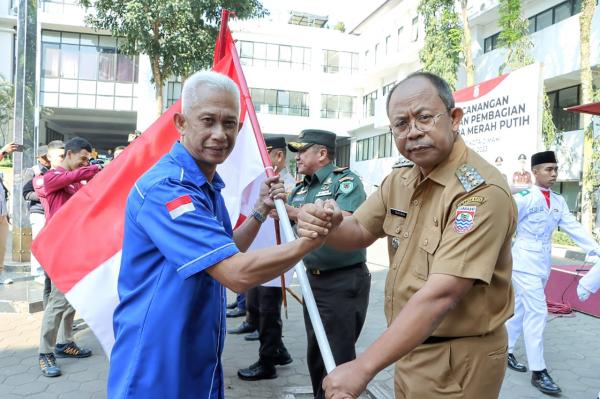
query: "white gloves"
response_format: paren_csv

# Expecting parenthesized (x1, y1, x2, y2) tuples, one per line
(577, 283, 592, 302)
(578, 258, 600, 302)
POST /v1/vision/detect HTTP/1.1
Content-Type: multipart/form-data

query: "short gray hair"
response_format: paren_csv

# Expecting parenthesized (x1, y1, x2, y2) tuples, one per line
(181, 71, 240, 115)
(386, 72, 455, 116)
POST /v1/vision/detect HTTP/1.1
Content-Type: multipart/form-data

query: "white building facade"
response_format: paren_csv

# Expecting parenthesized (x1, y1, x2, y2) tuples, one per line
(0, 0, 598, 206)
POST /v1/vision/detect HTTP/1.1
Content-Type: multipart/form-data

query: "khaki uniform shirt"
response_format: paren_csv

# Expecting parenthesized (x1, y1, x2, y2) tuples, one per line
(354, 136, 515, 337)
(289, 163, 366, 271)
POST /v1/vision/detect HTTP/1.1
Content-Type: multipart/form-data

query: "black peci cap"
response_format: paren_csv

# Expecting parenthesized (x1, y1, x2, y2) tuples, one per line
(265, 136, 286, 151)
(531, 151, 557, 167)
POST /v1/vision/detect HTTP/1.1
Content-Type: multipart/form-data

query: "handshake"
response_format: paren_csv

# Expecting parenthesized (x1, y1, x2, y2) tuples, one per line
(296, 199, 345, 239)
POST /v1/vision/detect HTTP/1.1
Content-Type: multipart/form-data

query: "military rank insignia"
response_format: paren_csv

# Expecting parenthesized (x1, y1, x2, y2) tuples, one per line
(455, 164, 485, 192)
(454, 205, 476, 234)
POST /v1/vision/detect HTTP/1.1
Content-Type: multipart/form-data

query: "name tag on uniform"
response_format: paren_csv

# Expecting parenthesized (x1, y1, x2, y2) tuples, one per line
(316, 190, 332, 197)
(390, 208, 407, 218)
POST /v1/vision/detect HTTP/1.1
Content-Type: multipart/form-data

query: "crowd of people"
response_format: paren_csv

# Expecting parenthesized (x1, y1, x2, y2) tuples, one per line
(3, 69, 600, 399)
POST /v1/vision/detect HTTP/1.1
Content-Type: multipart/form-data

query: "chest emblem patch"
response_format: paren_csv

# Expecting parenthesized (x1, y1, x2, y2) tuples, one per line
(339, 181, 354, 194)
(166, 195, 195, 220)
(454, 205, 476, 234)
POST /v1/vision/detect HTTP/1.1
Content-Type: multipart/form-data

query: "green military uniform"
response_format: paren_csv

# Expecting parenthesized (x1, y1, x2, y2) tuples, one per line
(289, 163, 366, 270)
(287, 129, 370, 399)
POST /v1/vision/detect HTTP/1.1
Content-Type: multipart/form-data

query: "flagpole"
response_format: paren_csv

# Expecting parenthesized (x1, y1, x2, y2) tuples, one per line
(217, 10, 336, 374)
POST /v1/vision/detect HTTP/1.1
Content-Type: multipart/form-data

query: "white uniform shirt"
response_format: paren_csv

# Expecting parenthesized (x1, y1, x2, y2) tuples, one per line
(512, 185, 600, 278)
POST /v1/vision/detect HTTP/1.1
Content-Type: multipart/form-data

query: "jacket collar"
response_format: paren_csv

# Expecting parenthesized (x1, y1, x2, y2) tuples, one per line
(168, 141, 225, 191)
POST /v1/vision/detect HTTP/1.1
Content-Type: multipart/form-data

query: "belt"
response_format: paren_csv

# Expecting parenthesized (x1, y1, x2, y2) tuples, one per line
(422, 336, 458, 345)
(307, 262, 365, 276)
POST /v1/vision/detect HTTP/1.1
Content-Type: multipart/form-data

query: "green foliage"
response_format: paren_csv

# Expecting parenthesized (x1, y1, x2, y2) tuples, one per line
(542, 92, 558, 149)
(0, 75, 14, 144)
(78, 0, 267, 86)
(333, 22, 346, 33)
(497, 0, 558, 149)
(417, 0, 462, 89)
(498, 0, 533, 73)
(552, 230, 576, 247)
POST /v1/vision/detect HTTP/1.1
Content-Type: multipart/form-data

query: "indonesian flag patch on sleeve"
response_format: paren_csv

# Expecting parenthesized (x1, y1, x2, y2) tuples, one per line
(166, 195, 195, 220)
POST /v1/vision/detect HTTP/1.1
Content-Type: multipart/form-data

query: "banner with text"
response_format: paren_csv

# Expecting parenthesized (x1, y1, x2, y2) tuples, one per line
(454, 64, 543, 188)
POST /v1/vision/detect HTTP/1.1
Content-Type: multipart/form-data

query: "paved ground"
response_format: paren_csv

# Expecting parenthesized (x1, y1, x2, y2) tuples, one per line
(1, 241, 599, 398)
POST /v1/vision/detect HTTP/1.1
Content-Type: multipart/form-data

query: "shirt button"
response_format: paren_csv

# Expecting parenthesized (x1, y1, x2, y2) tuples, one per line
(392, 263, 397, 270)
(403, 232, 409, 238)
(433, 217, 439, 226)
(423, 239, 429, 245)
(395, 226, 400, 234)
(413, 200, 420, 206)
(386, 295, 391, 301)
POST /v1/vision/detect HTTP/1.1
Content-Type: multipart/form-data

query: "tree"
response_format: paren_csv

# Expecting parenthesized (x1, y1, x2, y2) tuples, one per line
(497, 0, 557, 149)
(417, 0, 463, 89)
(0, 75, 14, 146)
(579, 0, 596, 232)
(333, 22, 346, 33)
(79, 0, 267, 116)
(459, 0, 474, 86)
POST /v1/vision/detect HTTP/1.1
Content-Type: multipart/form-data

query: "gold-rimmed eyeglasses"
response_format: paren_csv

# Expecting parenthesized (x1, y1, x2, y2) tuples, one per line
(390, 113, 447, 139)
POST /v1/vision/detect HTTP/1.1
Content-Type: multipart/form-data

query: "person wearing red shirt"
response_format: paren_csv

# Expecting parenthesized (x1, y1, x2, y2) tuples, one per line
(36, 137, 102, 378)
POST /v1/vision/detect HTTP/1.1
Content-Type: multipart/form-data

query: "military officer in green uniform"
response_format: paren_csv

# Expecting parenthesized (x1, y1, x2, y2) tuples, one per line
(286, 129, 370, 399)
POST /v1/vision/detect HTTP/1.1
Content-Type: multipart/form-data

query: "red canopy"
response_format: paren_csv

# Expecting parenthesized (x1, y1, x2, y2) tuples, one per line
(565, 102, 600, 115)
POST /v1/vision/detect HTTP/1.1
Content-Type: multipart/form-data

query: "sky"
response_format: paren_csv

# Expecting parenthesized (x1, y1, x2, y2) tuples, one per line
(259, 0, 384, 31)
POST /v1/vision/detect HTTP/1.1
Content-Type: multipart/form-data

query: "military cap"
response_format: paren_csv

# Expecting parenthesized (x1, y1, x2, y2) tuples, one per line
(288, 129, 336, 152)
(265, 136, 287, 151)
(37, 145, 48, 157)
(531, 151, 557, 167)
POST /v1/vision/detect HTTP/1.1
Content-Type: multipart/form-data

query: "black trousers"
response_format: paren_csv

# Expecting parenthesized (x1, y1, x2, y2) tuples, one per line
(246, 285, 287, 364)
(303, 263, 371, 399)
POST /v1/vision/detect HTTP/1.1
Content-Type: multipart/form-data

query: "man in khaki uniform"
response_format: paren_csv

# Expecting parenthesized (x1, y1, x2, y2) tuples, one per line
(297, 72, 516, 399)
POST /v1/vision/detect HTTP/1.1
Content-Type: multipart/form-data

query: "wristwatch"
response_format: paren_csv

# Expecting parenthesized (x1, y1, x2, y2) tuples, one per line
(251, 208, 267, 223)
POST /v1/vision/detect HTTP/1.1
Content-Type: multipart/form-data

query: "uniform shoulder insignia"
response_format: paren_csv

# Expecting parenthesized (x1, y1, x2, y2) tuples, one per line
(338, 175, 354, 182)
(392, 158, 414, 168)
(552, 190, 560, 195)
(455, 164, 485, 193)
(333, 166, 349, 173)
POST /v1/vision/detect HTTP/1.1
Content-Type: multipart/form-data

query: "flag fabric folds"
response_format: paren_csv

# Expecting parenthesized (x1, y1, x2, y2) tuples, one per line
(32, 24, 275, 356)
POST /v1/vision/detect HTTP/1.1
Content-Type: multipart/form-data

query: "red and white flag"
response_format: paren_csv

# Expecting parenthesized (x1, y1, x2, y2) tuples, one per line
(32, 20, 274, 356)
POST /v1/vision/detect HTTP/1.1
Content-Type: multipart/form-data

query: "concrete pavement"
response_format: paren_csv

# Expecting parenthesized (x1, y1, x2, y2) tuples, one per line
(0, 241, 599, 398)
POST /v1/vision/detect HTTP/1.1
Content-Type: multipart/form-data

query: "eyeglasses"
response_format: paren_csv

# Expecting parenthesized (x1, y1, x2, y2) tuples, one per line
(390, 113, 448, 139)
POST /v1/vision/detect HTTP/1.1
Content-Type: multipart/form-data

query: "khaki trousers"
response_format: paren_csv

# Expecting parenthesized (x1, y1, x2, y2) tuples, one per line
(394, 327, 507, 399)
(0, 215, 8, 272)
(39, 282, 75, 353)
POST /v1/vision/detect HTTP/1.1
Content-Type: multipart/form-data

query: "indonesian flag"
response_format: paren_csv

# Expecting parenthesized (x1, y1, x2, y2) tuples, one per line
(31, 22, 274, 356)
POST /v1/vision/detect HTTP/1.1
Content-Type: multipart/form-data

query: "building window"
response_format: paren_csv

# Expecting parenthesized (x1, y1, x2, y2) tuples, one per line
(355, 132, 393, 161)
(528, 0, 584, 34)
(362, 90, 377, 118)
(166, 81, 182, 108)
(250, 88, 309, 116)
(374, 43, 380, 65)
(321, 94, 354, 119)
(336, 138, 350, 168)
(483, 32, 500, 53)
(411, 17, 419, 42)
(40, 0, 79, 13)
(322, 50, 359, 74)
(382, 81, 396, 97)
(547, 85, 580, 132)
(238, 40, 311, 71)
(385, 35, 391, 55)
(397, 26, 404, 51)
(40, 30, 138, 111)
